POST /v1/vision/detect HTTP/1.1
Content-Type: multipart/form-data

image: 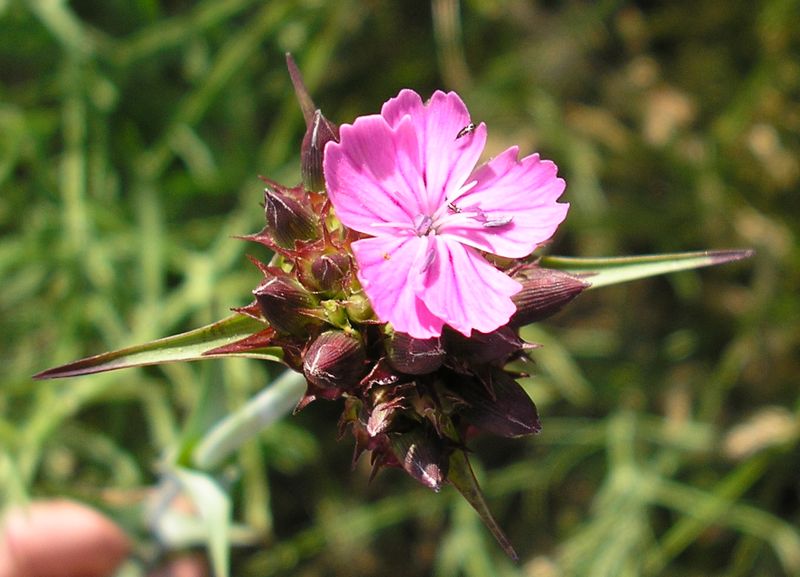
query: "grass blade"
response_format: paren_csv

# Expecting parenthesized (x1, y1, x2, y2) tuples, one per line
(541, 249, 754, 290)
(33, 314, 282, 380)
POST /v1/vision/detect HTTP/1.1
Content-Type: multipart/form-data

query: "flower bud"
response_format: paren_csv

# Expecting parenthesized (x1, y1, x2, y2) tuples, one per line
(444, 326, 531, 366)
(345, 292, 374, 323)
(303, 330, 367, 390)
(253, 273, 320, 336)
(389, 426, 448, 492)
(385, 331, 444, 375)
(309, 252, 350, 294)
(456, 370, 541, 438)
(510, 267, 589, 327)
(301, 110, 339, 192)
(263, 185, 318, 249)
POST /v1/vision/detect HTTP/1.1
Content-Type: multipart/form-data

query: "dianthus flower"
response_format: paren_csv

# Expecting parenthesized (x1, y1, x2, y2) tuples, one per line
(323, 89, 569, 338)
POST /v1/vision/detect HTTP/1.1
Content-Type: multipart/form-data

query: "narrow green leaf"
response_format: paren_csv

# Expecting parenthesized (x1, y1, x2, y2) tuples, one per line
(33, 314, 283, 380)
(540, 249, 753, 290)
(172, 467, 232, 577)
(0, 449, 30, 510)
(447, 449, 518, 561)
(193, 369, 307, 471)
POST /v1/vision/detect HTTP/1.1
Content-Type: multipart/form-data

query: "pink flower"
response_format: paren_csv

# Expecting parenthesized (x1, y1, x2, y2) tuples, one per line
(323, 90, 568, 339)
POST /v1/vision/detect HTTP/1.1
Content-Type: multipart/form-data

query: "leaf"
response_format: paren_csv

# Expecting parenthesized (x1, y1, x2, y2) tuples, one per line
(172, 467, 232, 577)
(33, 314, 283, 380)
(540, 249, 754, 290)
(192, 369, 307, 470)
(0, 449, 29, 510)
(447, 449, 518, 561)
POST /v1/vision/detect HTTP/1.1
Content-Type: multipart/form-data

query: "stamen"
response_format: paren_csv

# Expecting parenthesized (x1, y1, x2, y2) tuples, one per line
(413, 214, 434, 236)
(420, 245, 436, 272)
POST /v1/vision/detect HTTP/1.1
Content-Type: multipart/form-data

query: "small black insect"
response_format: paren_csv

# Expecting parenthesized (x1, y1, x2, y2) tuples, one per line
(455, 123, 476, 140)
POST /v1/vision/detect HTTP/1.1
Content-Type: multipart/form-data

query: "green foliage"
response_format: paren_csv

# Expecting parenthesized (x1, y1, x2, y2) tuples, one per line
(2, 1, 799, 576)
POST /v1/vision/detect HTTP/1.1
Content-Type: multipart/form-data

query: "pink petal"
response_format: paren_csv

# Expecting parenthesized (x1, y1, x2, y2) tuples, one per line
(324, 114, 427, 234)
(380, 90, 487, 214)
(419, 237, 521, 336)
(351, 235, 445, 339)
(441, 148, 569, 258)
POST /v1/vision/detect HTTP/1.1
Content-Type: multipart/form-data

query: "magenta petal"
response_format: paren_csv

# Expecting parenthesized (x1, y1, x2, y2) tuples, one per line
(351, 236, 445, 339)
(419, 238, 521, 336)
(324, 114, 426, 234)
(381, 90, 487, 213)
(441, 148, 569, 258)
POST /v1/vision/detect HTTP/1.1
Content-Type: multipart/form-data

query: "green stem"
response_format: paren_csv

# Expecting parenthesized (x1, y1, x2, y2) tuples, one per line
(192, 370, 306, 470)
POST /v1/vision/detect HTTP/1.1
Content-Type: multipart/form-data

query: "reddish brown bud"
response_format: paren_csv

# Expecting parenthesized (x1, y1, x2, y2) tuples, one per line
(456, 370, 541, 438)
(253, 273, 320, 336)
(303, 330, 367, 390)
(309, 252, 350, 294)
(389, 427, 448, 491)
(263, 185, 318, 249)
(444, 326, 532, 366)
(366, 386, 409, 437)
(385, 332, 444, 375)
(510, 267, 589, 327)
(302, 110, 339, 192)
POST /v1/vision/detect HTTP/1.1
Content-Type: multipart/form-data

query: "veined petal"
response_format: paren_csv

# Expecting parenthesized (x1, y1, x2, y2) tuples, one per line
(441, 148, 569, 258)
(381, 90, 487, 213)
(419, 238, 521, 336)
(324, 114, 426, 235)
(351, 236, 445, 339)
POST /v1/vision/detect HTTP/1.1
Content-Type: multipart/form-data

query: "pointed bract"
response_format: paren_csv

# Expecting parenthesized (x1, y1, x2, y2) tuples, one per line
(389, 427, 448, 492)
(456, 369, 541, 438)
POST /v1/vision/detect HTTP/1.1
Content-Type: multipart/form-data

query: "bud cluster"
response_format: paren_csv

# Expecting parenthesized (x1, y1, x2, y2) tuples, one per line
(220, 55, 589, 497)
(223, 177, 587, 491)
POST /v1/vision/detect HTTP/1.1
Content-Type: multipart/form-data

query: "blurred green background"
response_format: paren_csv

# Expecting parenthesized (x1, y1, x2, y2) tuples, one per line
(2, 0, 799, 575)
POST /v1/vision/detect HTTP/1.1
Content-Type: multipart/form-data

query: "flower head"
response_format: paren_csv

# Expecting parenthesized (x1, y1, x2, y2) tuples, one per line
(323, 90, 569, 338)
